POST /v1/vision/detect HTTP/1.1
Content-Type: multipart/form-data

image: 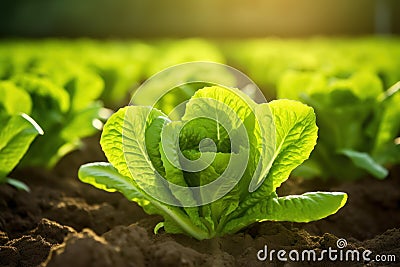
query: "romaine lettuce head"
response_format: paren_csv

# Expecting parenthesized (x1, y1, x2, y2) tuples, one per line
(79, 85, 347, 239)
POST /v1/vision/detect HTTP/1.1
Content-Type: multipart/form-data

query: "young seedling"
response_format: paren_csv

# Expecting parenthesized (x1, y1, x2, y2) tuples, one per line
(79, 85, 347, 240)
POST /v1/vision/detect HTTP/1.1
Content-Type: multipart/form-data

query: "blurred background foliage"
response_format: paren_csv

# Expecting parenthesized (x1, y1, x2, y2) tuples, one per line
(0, 0, 399, 185)
(0, 0, 399, 38)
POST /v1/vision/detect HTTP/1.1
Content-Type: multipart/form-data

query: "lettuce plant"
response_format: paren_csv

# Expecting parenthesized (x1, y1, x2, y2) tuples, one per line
(79, 85, 346, 239)
(278, 70, 400, 180)
(13, 67, 105, 168)
(0, 40, 141, 167)
(0, 51, 106, 167)
(0, 81, 43, 190)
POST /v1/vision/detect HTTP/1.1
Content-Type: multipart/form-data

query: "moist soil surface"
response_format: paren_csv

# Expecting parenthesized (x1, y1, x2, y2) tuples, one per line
(0, 135, 399, 267)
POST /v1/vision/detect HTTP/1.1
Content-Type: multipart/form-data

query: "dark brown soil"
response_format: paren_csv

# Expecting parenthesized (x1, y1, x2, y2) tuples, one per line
(0, 135, 399, 267)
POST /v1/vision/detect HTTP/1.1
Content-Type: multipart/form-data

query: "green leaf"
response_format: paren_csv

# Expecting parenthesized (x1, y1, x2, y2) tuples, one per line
(0, 81, 32, 115)
(61, 101, 103, 141)
(180, 87, 253, 207)
(145, 116, 170, 176)
(373, 82, 400, 158)
(183, 85, 270, 199)
(182, 150, 240, 226)
(159, 122, 197, 205)
(78, 162, 149, 203)
(339, 149, 388, 179)
(178, 117, 230, 153)
(13, 74, 70, 114)
(247, 103, 276, 192)
(222, 192, 347, 234)
(159, 122, 204, 228)
(22, 100, 103, 169)
(184, 85, 257, 121)
(277, 70, 326, 101)
(99, 107, 135, 178)
(22, 102, 104, 168)
(229, 99, 318, 219)
(64, 67, 104, 111)
(339, 71, 383, 100)
(154, 222, 164, 234)
(267, 99, 319, 191)
(0, 114, 43, 178)
(78, 162, 210, 240)
(268, 192, 347, 222)
(5, 178, 30, 192)
(101, 106, 176, 204)
(100, 106, 209, 239)
(153, 82, 215, 119)
(182, 85, 252, 154)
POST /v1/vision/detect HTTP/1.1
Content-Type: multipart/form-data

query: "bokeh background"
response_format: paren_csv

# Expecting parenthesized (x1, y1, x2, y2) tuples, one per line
(1, 0, 399, 38)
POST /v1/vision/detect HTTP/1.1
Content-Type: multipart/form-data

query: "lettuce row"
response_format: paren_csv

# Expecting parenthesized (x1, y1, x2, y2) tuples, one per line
(79, 85, 347, 240)
(0, 53, 106, 168)
(278, 70, 400, 180)
(225, 37, 400, 100)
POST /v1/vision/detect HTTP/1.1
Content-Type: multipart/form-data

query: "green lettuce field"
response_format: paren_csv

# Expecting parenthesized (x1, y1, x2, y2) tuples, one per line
(0, 38, 399, 266)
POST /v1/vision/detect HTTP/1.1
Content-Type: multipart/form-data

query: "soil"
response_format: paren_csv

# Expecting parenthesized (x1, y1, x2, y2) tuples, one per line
(0, 135, 399, 267)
